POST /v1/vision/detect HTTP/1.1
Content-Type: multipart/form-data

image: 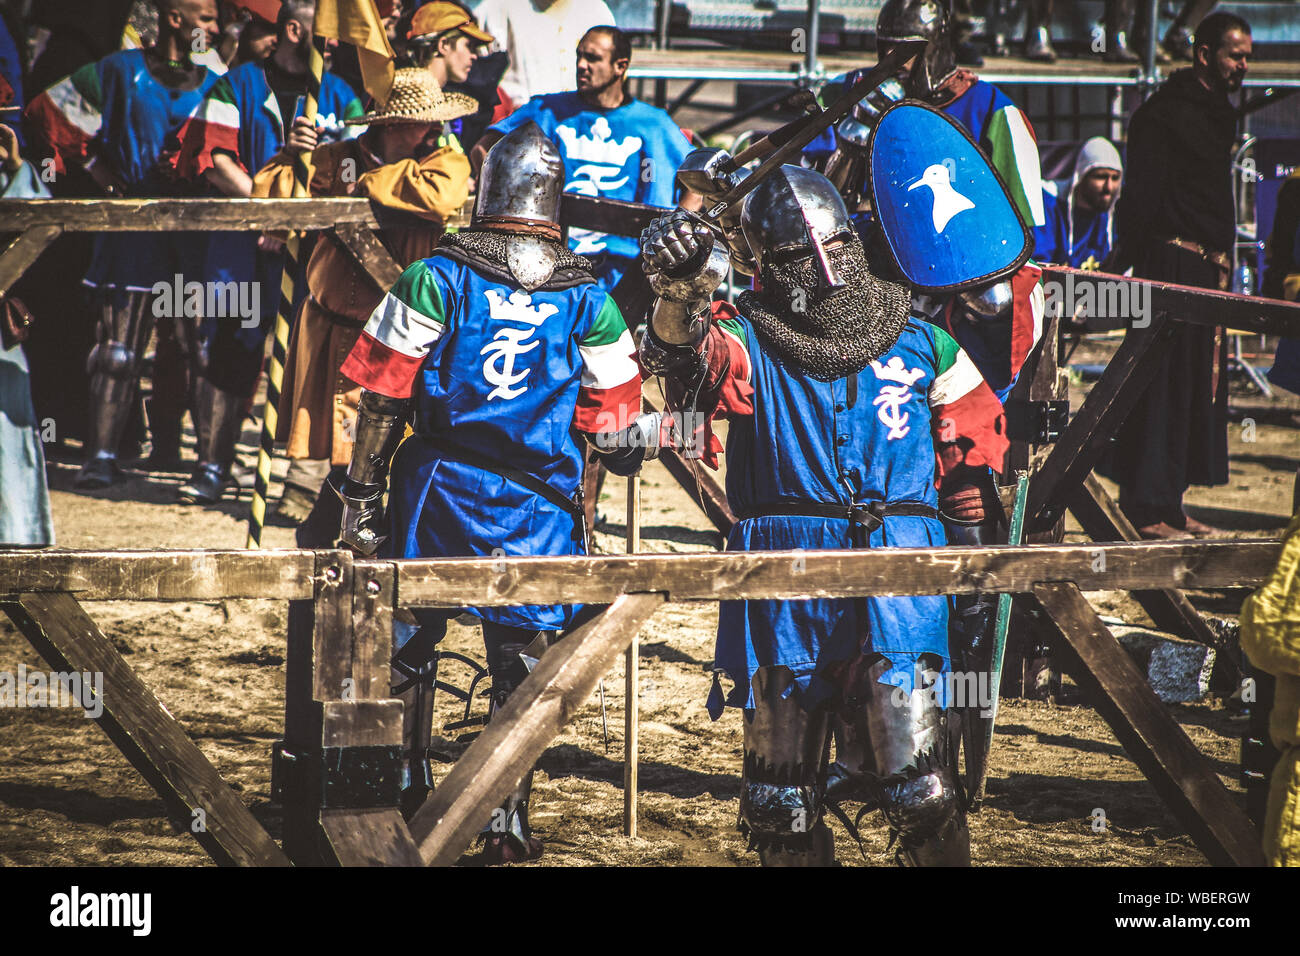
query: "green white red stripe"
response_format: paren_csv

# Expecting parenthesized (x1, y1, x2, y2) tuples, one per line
(929, 326, 1008, 474)
(172, 78, 242, 177)
(25, 64, 102, 174)
(987, 105, 1046, 229)
(342, 260, 447, 398)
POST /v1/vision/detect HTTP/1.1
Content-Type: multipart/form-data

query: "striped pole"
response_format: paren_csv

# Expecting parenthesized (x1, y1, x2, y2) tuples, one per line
(246, 39, 325, 549)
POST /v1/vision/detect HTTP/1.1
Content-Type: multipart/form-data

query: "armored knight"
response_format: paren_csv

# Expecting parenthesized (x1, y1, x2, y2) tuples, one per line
(638, 167, 1010, 865)
(333, 121, 658, 863)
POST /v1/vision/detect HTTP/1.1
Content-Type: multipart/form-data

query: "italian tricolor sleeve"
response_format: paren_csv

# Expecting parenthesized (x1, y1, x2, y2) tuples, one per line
(341, 261, 447, 399)
(574, 295, 641, 433)
(929, 326, 1009, 477)
(171, 77, 242, 179)
(25, 62, 102, 176)
(986, 104, 1045, 229)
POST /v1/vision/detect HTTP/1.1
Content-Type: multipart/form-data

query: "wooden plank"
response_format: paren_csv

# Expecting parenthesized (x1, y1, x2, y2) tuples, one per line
(0, 198, 379, 232)
(0, 549, 316, 600)
(1026, 310, 1173, 531)
(560, 193, 662, 237)
(1028, 583, 1266, 866)
(350, 561, 396, 701)
(385, 539, 1281, 608)
(1067, 473, 1225, 649)
(332, 223, 403, 293)
(408, 592, 666, 865)
(320, 808, 424, 866)
(0, 593, 290, 867)
(0, 225, 62, 298)
(1042, 267, 1300, 337)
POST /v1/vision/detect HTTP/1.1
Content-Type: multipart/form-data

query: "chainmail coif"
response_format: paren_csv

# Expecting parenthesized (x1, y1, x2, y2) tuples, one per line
(738, 240, 912, 382)
(437, 229, 594, 290)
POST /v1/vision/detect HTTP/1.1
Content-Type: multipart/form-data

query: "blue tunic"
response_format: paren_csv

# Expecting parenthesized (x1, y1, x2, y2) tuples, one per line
(1032, 184, 1114, 269)
(714, 317, 966, 716)
(78, 49, 222, 291)
(490, 92, 691, 289)
(364, 256, 638, 632)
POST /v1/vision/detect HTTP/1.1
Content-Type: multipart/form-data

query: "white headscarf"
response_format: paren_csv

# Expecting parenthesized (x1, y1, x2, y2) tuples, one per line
(1065, 136, 1123, 261)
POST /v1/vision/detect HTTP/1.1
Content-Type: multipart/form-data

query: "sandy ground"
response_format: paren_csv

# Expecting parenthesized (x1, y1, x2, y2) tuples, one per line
(0, 335, 1296, 867)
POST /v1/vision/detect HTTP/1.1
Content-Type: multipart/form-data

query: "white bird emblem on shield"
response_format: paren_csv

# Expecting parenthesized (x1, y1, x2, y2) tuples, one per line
(908, 164, 976, 234)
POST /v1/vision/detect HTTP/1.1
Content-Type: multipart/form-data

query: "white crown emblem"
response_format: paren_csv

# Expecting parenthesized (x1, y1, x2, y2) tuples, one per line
(485, 289, 557, 326)
(870, 356, 925, 386)
(555, 117, 643, 168)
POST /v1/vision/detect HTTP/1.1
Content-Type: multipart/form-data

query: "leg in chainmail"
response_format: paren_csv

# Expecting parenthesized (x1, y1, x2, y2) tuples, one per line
(739, 665, 835, 866)
(76, 291, 155, 488)
(829, 655, 971, 866)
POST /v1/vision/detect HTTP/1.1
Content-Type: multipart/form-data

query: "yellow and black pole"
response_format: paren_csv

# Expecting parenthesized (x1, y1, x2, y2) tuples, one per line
(246, 39, 325, 549)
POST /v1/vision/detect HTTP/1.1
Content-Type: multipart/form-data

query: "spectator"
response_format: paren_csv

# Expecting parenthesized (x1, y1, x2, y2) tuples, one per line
(1033, 136, 1122, 271)
(473, 0, 614, 107)
(253, 68, 473, 538)
(406, 1, 496, 153)
(171, 0, 363, 504)
(474, 26, 696, 291)
(0, 122, 54, 547)
(1263, 165, 1300, 397)
(25, 0, 224, 488)
(1103, 12, 1252, 539)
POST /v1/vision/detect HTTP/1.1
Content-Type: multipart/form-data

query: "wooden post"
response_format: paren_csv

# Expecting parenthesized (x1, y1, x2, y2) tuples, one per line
(0, 225, 63, 298)
(408, 592, 666, 865)
(1029, 582, 1266, 866)
(279, 551, 422, 865)
(0, 593, 289, 866)
(624, 474, 641, 837)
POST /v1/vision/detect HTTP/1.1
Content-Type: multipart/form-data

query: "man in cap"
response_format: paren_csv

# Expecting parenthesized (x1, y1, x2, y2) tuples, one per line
(252, 67, 475, 533)
(473, 25, 696, 291)
(637, 167, 1009, 866)
(334, 121, 653, 863)
(1102, 12, 1252, 539)
(1033, 136, 1123, 271)
(405, 1, 496, 153)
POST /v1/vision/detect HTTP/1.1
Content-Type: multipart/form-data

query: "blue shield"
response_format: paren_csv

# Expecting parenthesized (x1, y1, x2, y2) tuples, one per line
(868, 102, 1031, 293)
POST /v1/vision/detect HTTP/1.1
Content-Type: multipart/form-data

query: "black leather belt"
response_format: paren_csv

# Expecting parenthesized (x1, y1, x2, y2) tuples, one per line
(735, 499, 938, 545)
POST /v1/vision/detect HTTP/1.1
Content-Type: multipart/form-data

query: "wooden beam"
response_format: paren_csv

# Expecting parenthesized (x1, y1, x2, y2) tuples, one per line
(332, 224, 403, 293)
(0, 593, 290, 866)
(1042, 266, 1300, 337)
(408, 592, 666, 865)
(0, 225, 63, 298)
(385, 539, 1280, 608)
(0, 549, 316, 600)
(0, 198, 384, 232)
(1028, 582, 1266, 866)
(1026, 311, 1174, 531)
(658, 446, 735, 535)
(1067, 473, 1225, 649)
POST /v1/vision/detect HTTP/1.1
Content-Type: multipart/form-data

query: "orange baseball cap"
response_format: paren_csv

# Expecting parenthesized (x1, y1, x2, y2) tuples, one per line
(408, 2, 494, 44)
(234, 0, 281, 26)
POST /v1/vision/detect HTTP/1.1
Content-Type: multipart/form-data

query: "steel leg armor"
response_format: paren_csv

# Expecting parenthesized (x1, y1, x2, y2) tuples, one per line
(390, 619, 445, 820)
(828, 655, 971, 866)
(739, 666, 836, 866)
(477, 624, 552, 864)
(76, 292, 154, 486)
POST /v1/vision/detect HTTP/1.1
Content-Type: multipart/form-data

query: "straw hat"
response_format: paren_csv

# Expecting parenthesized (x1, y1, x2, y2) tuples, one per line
(345, 68, 478, 126)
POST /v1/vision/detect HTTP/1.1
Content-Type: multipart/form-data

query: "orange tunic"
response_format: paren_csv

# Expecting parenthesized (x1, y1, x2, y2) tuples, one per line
(253, 137, 469, 463)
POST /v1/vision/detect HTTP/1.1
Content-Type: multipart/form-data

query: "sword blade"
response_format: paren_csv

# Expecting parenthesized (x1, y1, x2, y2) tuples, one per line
(704, 45, 913, 222)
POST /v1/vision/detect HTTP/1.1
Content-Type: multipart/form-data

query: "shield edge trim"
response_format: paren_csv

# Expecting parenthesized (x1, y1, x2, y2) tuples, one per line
(867, 99, 1034, 295)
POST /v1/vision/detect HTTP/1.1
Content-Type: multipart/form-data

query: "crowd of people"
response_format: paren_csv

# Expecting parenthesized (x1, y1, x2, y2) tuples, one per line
(0, 0, 1296, 866)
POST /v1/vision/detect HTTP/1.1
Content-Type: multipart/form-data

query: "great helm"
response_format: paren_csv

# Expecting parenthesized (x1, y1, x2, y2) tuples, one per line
(473, 122, 567, 289)
(875, 0, 958, 101)
(740, 166, 855, 290)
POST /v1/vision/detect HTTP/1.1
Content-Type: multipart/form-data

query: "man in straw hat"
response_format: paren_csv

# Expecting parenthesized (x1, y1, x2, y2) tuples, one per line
(333, 121, 657, 862)
(253, 67, 475, 533)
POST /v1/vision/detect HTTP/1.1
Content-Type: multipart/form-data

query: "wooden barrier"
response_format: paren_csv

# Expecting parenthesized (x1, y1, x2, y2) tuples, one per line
(0, 540, 1280, 868)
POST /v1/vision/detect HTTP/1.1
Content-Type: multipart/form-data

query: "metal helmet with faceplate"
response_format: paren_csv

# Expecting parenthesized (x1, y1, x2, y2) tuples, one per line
(875, 0, 958, 100)
(473, 121, 567, 290)
(740, 166, 855, 290)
